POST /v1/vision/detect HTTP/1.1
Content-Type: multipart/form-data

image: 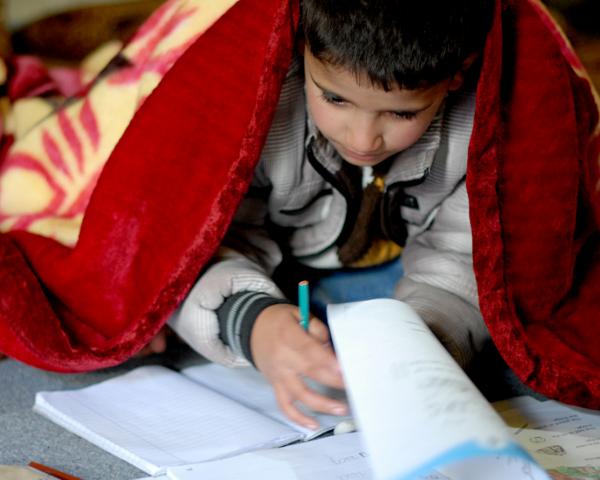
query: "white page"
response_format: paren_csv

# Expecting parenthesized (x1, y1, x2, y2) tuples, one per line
(166, 431, 372, 480)
(182, 363, 350, 439)
(167, 430, 550, 480)
(500, 399, 600, 472)
(328, 299, 549, 480)
(437, 454, 550, 480)
(34, 366, 301, 475)
(493, 395, 545, 414)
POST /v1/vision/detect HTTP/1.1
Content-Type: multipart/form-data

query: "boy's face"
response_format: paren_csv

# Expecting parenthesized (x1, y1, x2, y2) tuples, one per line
(304, 48, 460, 167)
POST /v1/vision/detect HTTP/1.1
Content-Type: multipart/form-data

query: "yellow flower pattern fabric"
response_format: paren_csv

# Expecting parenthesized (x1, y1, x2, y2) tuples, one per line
(0, 0, 238, 246)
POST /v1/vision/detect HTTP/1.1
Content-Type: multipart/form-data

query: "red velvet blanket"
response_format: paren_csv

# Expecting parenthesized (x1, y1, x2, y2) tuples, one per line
(0, 0, 598, 408)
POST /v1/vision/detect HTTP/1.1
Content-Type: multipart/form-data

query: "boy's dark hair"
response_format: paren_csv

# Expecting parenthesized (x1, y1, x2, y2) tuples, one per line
(301, 0, 495, 90)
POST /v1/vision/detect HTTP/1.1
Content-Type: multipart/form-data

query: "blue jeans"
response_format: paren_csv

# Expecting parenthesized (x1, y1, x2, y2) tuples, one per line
(309, 258, 404, 322)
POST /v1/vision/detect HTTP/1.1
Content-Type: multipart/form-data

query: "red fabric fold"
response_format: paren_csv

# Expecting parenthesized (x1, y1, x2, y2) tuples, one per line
(0, 0, 298, 371)
(469, 0, 600, 407)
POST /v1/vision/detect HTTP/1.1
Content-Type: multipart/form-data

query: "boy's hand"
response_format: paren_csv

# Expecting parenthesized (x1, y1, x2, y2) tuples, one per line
(250, 304, 348, 429)
(134, 326, 170, 358)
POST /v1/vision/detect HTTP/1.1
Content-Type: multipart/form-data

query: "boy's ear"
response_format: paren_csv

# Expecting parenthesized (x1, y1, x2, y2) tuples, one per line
(448, 53, 479, 91)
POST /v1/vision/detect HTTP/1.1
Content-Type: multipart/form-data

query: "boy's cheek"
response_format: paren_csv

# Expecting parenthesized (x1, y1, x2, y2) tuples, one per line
(306, 98, 339, 140)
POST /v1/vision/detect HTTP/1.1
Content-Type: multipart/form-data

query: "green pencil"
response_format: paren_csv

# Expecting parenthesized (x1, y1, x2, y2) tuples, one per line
(298, 280, 310, 331)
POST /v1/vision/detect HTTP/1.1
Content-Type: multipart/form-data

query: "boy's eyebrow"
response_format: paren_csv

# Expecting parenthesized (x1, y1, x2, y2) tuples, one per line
(310, 75, 345, 99)
(310, 74, 434, 114)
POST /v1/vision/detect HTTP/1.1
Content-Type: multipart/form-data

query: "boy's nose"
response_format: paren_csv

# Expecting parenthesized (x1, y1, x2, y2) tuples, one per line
(346, 120, 383, 154)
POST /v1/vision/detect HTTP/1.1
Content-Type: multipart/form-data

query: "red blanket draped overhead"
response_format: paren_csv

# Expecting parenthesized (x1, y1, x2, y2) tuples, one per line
(0, 0, 599, 408)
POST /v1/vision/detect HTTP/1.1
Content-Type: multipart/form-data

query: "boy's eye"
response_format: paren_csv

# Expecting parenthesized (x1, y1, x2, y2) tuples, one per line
(321, 92, 346, 105)
(391, 111, 417, 120)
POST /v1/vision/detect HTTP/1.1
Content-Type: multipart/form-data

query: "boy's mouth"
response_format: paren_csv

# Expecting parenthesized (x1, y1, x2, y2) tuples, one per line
(335, 144, 385, 164)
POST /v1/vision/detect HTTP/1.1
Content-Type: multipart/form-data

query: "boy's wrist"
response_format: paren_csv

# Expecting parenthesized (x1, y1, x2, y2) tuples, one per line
(216, 291, 290, 365)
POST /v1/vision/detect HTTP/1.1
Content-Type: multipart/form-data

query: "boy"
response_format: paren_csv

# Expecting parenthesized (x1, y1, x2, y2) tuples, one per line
(170, 0, 495, 428)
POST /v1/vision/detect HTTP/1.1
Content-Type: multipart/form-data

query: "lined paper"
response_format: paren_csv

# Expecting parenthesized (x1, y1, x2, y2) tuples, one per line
(34, 366, 301, 475)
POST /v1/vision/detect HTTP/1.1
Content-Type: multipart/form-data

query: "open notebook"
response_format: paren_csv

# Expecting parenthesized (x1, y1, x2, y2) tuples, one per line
(165, 394, 600, 480)
(496, 396, 600, 477)
(34, 363, 349, 476)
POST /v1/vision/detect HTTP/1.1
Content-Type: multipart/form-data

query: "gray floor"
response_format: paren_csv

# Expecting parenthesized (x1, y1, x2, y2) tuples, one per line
(0, 340, 539, 480)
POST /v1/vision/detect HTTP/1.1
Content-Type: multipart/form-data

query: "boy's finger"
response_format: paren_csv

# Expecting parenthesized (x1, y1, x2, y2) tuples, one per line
(133, 327, 168, 358)
(273, 383, 319, 430)
(307, 318, 330, 343)
(303, 361, 345, 389)
(148, 333, 167, 354)
(284, 375, 348, 417)
(289, 340, 344, 389)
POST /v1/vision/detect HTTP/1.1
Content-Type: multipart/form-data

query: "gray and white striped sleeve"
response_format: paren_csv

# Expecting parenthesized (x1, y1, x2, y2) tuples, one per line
(217, 291, 291, 365)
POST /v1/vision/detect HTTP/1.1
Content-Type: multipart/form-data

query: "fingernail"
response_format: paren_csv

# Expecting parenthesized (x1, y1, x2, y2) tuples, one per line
(331, 405, 347, 415)
(306, 422, 319, 430)
(334, 419, 357, 435)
